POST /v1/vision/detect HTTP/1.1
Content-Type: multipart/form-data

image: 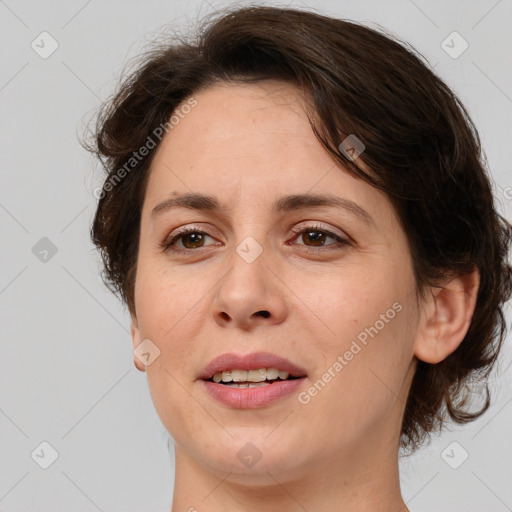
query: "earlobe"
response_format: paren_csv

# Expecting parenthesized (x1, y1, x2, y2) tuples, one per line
(414, 268, 480, 364)
(130, 316, 146, 372)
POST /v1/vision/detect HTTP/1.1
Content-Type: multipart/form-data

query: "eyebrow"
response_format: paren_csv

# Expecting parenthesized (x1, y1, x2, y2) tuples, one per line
(151, 192, 376, 227)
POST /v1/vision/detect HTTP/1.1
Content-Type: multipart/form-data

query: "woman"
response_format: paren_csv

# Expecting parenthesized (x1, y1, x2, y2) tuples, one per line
(85, 5, 512, 511)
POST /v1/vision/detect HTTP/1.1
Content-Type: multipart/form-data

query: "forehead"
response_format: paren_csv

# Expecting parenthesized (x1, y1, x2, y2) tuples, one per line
(172, 80, 315, 152)
(146, 81, 337, 190)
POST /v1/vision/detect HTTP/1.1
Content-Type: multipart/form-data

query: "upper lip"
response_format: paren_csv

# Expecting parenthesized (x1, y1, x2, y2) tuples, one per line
(198, 351, 307, 380)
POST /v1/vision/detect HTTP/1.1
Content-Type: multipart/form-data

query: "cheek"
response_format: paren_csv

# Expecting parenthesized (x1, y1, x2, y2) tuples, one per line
(292, 265, 402, 341)
(133, 264, 205, 409)
(134, 262, 204, 339)
(135, 265, 207, 442)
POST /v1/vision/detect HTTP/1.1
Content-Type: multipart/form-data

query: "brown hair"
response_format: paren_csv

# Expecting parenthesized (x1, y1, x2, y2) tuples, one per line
(83, 5, 512, 453)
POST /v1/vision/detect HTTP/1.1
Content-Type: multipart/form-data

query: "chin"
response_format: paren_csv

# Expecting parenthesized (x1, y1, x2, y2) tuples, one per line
(192, 429, 308, 479)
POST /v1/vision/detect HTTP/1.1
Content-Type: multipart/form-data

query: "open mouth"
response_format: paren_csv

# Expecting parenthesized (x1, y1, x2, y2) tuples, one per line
(207, 368, 302, 388)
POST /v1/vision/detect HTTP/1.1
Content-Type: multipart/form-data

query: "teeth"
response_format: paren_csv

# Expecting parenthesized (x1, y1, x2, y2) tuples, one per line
(266, 367, 279, 380)
(247, 369, 266, 382)
(211, 367, 292, 383)
(232, 370, 248, 382)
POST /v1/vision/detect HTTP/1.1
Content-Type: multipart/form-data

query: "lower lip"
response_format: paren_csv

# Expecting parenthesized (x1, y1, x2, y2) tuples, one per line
(201, 378, 306, 408)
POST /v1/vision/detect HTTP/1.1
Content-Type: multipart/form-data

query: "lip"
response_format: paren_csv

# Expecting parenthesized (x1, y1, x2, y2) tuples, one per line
(202, 378, 305, 408)
(198, 351, 308, 409)
(198, 351, 307, 380)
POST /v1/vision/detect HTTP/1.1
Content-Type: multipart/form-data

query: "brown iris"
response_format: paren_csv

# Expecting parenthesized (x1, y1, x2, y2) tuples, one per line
(181, 232, 206, 249)
(302, 230, 327, 246)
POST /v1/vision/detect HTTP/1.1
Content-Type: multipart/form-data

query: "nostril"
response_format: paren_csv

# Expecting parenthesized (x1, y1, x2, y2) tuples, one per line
(256, 310, 270, 318)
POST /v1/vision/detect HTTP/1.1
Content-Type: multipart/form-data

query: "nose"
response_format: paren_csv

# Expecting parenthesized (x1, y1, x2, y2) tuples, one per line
(211, 245, 288, 331)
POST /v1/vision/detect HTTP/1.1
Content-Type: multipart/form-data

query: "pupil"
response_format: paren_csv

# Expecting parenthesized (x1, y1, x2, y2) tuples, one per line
(305, 231, 325, 246)
(184, 233, 203, 248)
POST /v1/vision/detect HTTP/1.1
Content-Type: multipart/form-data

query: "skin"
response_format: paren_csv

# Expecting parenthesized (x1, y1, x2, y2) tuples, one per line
(129, 80, 480, 512)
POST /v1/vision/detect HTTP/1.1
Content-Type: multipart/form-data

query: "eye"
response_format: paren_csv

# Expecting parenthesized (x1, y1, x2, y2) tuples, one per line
(288, 223, 350, 251)
(159, 227, 219, 254)
(159, 223, 350, 255)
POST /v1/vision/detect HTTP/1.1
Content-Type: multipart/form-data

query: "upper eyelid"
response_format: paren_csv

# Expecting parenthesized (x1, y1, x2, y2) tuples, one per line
(168, 221, 346, 237)
(290, 221, 348, 238)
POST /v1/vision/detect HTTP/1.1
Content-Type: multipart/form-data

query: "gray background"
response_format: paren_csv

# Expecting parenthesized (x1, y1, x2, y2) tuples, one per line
(1, 0, 511, 511)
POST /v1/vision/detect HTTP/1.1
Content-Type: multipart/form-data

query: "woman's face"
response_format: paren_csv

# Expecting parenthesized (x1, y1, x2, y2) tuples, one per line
(131, 80, 420, 482)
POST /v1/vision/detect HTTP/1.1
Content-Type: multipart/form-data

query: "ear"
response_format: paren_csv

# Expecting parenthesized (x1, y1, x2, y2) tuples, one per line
(130, 315, 146, 372)
(414, 268, 480, 364)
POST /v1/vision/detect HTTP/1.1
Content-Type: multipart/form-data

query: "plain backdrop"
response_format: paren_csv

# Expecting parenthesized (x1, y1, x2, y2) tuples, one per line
(1, 1, 511, 511)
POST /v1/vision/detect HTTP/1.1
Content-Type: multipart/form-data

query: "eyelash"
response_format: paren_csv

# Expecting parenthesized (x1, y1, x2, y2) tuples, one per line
(159, 224, 350, 255)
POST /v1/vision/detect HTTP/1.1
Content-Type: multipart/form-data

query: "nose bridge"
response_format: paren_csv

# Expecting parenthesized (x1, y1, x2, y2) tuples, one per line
(227, 201, 273, 266)
(211, 226, 287, 328)
(225, 232, 268, 299)
(229, 206, 279, 280)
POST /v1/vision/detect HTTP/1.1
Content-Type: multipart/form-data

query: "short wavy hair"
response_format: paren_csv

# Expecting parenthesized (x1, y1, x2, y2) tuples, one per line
(83, 5, 512, 453)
